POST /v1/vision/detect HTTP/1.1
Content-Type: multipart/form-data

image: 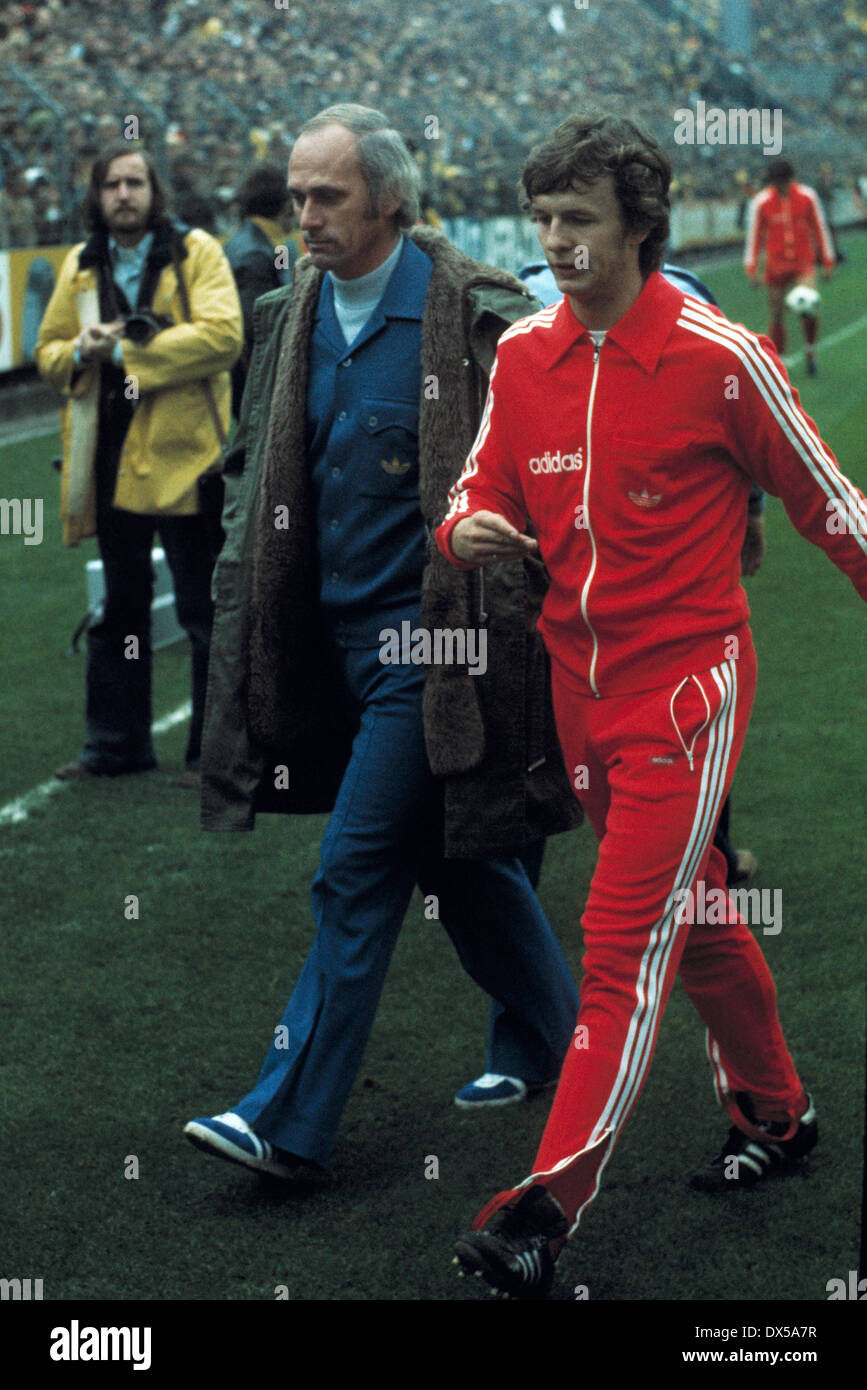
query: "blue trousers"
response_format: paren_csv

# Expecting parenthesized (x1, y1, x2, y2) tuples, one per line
(235, 646, 580, 1166)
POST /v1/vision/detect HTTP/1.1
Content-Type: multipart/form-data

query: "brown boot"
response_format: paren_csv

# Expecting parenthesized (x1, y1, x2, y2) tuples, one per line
(54, 761, 100, 781)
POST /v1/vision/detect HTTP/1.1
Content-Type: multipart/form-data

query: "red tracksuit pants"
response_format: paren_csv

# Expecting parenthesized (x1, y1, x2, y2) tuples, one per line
(474, 641, 807, 1236)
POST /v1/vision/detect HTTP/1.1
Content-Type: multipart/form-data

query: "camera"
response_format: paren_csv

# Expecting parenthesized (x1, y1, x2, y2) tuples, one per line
(124, 309, 174, 345)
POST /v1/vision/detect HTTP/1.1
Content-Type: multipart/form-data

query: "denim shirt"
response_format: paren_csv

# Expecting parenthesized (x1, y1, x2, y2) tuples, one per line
(307, 236, 434, 647)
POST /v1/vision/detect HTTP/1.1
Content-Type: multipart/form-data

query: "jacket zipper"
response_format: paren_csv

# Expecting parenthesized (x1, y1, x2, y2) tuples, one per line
(581, 339, 603, 697)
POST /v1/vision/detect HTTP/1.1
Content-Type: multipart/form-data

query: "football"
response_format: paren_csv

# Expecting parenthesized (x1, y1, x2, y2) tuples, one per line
(785, 284, 821, 315)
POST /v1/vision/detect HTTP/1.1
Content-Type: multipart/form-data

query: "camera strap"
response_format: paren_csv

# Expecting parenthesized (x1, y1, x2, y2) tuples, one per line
(135, 255, 164, 314)
(170, 233, 228, 452)
(96, 254, 124, 322)
(93, 254, 132, 420)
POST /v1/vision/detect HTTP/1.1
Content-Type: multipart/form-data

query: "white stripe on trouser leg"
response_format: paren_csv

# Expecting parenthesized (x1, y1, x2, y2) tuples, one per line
(568, 662, 738, 1235)
(591, 662, 737, 1140)
(496, 662, 741, 1239)
(706, 1031, 730, 1106)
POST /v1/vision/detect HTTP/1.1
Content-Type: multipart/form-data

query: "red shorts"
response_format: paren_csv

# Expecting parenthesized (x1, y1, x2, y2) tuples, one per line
(764, 262, 815, 288)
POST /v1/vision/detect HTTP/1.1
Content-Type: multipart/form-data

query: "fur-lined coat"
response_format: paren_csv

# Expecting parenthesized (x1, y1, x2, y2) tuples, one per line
(200, 225, 581, 858)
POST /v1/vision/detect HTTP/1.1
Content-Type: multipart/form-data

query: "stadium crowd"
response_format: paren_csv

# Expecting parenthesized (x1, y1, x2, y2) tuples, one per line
(0, 0, 865, 247)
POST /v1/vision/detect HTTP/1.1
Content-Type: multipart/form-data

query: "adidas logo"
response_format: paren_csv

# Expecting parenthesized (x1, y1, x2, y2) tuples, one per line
(381, 457, 412, 475)
(510, 1248, 544, 1283)
(528, 449, 583, 474)
(628, 488, 663, 509)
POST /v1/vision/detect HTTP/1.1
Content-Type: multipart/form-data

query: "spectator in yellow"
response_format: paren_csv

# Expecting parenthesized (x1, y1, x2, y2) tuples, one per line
(36, 142, 242, 784)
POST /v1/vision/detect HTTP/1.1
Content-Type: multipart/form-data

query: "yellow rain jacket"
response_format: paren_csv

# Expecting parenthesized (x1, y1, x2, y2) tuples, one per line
(36, 222, 242, 546)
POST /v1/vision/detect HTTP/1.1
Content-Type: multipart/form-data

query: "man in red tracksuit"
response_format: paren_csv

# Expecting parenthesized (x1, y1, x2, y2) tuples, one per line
(437, 113, 866, 1299)
(744, 156, 835, 374)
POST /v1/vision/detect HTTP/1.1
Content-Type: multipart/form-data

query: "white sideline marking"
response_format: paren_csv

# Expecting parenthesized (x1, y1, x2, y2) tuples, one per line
(152, 701, 192, 734)
(782, 310, 867, 368)
(0, 416, 59, 446)
(0, 701, 192, 827)
(0, 779, 67, 826)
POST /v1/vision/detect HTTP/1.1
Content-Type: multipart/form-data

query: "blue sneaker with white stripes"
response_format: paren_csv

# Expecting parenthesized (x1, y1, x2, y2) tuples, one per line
(183, 1112, 323, 1181)
(454, 1073, 527, 1108)
(453, 1186, 569, 1299)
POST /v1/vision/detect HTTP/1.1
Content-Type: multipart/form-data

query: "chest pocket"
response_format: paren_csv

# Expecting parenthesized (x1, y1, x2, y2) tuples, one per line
(614, 437, 685, 528)
(357, 398, 419, 498)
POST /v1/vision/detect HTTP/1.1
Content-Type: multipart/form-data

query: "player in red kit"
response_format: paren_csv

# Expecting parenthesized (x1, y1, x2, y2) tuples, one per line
(744, 156, 835, 374)
(436, 113, 866, 1299)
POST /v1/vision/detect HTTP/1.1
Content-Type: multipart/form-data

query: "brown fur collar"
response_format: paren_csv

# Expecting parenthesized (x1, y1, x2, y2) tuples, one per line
(248, 226, 532, 775)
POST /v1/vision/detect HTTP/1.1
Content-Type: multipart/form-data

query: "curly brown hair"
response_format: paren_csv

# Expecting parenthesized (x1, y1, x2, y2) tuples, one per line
(521, 112, 671, 275)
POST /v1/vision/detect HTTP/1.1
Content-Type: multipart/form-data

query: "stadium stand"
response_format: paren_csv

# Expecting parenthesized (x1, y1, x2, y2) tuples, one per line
(1, 0, 864, 248)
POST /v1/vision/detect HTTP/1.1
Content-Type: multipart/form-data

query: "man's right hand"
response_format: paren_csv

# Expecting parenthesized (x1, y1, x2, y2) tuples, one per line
(450, 510, 539, 566)
(76, 320, 124, 363)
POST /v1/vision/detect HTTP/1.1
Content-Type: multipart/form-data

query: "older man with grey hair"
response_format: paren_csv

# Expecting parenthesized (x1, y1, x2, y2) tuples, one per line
(183, 105, 581, 1183)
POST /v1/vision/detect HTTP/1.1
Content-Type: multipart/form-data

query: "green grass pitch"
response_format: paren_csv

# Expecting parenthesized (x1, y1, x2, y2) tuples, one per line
(0, 235, 864, 1303)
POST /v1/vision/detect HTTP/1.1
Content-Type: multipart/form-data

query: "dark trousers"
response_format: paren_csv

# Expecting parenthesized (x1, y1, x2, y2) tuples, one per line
(81, 403, 220, 773)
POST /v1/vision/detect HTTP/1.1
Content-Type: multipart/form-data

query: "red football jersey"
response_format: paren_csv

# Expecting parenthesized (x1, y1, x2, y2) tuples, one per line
(744, 182, 835, 277)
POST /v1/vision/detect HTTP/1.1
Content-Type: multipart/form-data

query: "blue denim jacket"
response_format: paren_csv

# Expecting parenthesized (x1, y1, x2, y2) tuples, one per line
(308, 236, 434, 646)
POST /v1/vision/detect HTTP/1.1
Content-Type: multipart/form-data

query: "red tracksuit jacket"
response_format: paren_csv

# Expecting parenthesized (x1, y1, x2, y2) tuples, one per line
(744, 182, 835, 277)
(437, 272, 866, 699)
